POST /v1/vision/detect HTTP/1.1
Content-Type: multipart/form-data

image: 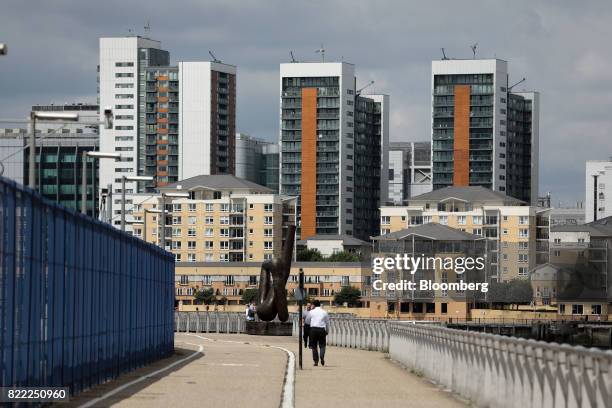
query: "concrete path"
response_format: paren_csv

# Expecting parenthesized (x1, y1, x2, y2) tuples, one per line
(66, 333, 467, 408)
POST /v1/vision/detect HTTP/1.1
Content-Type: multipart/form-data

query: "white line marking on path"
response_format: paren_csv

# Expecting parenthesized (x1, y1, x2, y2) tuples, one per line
(78, 342, 204, 408)
(190, 334, 295, 408)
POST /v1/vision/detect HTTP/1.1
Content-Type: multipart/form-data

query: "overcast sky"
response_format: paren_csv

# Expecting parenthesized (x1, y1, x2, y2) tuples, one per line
(1, 1, 611, 205)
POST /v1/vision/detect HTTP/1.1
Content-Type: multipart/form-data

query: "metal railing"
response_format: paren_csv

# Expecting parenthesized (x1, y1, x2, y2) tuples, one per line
(174, 312, 246, 334)
(388, 322, 612, 408)
(0, 176, 175, 393)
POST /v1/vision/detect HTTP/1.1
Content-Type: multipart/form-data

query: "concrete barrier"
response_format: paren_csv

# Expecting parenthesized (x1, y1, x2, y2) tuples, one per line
(388, 322, 612, 408)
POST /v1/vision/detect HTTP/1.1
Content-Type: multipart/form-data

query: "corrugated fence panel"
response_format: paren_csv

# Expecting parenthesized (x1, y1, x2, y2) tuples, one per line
(0, 176, 174, 394)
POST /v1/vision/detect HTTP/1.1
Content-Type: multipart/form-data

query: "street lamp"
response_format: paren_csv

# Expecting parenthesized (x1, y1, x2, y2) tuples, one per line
(29, 111, 79, 189)
(0, 43, 7, 55)
(81, 152, 121, 215)
(121, 175, 154, 231)
(160, 192, 190, 250)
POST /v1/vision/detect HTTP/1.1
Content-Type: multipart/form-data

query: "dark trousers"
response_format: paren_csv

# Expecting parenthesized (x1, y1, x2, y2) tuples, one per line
(303, 324, 310, 347)
(309, 327, 327, 363)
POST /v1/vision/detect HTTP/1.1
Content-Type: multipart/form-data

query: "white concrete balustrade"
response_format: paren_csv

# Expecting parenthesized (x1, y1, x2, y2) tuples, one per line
(388, 322, 612, 408)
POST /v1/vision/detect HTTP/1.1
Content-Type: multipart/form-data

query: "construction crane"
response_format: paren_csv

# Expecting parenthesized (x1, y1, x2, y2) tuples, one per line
(209, 51, 221, 63)
(356, 80, 375, 96)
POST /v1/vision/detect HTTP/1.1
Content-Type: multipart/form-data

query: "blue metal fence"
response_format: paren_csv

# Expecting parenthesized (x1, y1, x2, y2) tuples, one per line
(0, 176, 175, 393)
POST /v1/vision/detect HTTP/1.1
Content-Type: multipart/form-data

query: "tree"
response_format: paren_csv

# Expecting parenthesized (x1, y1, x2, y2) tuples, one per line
(242, 288, 259, 304)
(488, 279, 533, 308)
(195, 288, 215, 305)
(327, 251, 360, 262)
(334, 286, 361, 307)
(297, 248, 324, 262)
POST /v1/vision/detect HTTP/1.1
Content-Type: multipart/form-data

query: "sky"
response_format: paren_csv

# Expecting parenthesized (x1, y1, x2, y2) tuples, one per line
(1, 0, 611, 206)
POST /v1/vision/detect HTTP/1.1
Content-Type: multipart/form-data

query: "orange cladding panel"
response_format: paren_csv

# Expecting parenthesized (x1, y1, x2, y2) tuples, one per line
(301, 88, 318, 239)
(453, 85, 470, 186)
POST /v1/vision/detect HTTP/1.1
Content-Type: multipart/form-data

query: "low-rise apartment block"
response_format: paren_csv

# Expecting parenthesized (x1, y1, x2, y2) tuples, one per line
(131, 174, 296, 263)
(380, 186, 536, 282)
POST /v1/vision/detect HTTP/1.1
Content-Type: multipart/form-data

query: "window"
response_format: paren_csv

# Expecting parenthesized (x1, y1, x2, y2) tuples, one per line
(264, 216, 273, 225)
(439, 215, 448, 225)
(264, 228, 273, 237)
(472, 228, 482, 236)
(518, 254, 528, 263)
(341, 276, 350, 286)
(472, 216, 482, 225)
(205, 241, 214, 249)
(115, 62, 134, 67)
(572, 304, 583, 315)
(249, 276, 257, 286)
(174, 253, 182, 262)
(519, 242, 529, 250)
(518, 267, 528, 277)
(188, 203, 197, 212)
(204, 253, 213, 262)
(592, 305, 602, 315)
(188, 253, 196, 262)
(188, 241, 196, 250)
(225, 275, 235, 285)
(188, 216, 197, 225)
(519, 216, 529, 225)
(171, 241, 181, 250)
(220, 241, 229, 250)
(264, 241, 273, 250)
(205, 216, 214, 225)
(205, 228, 213, 237)
(188, 228, 197, 237)
(172, 228, 181, 237)
(519, 229, 529, 238)
(503, 228, 509, 235)
(172, 216, 182, 225)
(220, 203, 230, 212)
(220, 254, 229, 262)
(381, 216, 390, 225)
(457, 216, 466, 225)
(381, 228, 390, 235)
(206, 203, 214, 212)
(264, 204, 273, 212)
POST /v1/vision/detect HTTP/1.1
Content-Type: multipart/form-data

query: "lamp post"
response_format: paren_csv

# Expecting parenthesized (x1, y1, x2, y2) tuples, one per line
(121, 175, 154, 231)
(29, 111, 79, 190)
(81, 152, 121, 215)
(0, 43, 7, 55)
(160, 192, 190, 249)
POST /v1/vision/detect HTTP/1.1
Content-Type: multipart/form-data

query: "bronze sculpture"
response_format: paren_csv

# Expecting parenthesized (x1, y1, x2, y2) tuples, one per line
(256, 225, 295, 322)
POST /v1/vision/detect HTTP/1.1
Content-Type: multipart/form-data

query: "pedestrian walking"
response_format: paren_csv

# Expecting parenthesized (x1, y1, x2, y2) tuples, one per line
(246, 302, 256, 321)
(303, 302, 312, 348)
(308, 300, 329, 366)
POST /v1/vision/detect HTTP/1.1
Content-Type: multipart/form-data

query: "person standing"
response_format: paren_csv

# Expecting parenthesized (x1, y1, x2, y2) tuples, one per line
(302, 303, 312, 348)
(246, 302, 256, 321)
(308, 300, 329, 366)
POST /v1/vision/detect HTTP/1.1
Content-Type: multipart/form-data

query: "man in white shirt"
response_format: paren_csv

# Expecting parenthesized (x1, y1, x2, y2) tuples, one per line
(307, 300, 330, 366)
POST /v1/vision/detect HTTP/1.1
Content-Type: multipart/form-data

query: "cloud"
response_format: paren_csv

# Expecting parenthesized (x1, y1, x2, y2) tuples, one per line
(1, 0, 612, 205)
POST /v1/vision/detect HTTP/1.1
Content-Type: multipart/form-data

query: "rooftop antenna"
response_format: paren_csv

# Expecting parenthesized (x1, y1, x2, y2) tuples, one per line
(470, 43, 478, 59)
(290, 51, 297, 63)
(208, 50, 221, 63)
(508, 77, 526, 92)
(315, 44, 325, 62)
(144, 20, 151, 34)
(356, 80, 375, 96)
(441, 48, 449, 60)
(127, 28, 134, 35)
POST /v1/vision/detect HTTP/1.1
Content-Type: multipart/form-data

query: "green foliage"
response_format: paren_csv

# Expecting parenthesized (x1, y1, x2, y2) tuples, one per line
(333, 286, 361, 306)
(195, 288, 215, 305)
(327, 251, 360, 262)
(488, 279, 533, 305)
(297, 248, 360, 262)
(297, 248, 324, 262)
(241, 288, 259, 304)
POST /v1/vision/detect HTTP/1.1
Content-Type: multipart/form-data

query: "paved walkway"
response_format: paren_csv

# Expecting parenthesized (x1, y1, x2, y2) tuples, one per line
(65, 333, 467, 408)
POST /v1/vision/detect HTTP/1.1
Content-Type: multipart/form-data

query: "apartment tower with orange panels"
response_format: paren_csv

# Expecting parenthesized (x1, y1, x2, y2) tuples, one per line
(279, 62, 388, 241)
(431, 59, 539, 205)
